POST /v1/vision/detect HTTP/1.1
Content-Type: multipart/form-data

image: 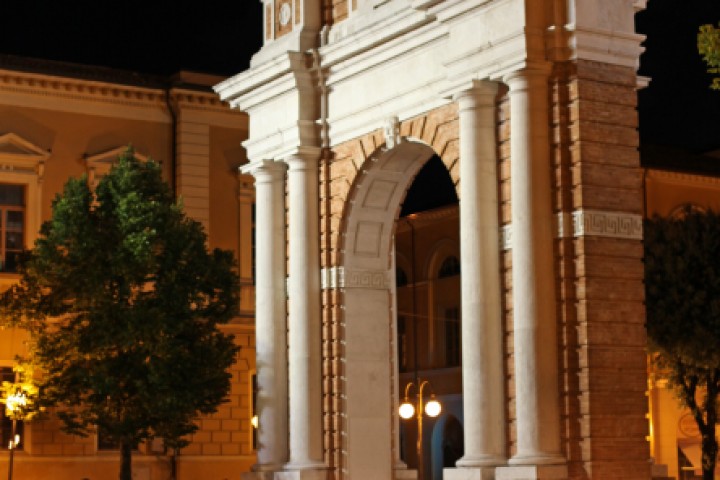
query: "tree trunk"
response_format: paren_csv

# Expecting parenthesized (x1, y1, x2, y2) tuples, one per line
(702, 371, 719, 480)
(171, 448, 178, 480)
(119, 441, 133, 480)
(702, 425, 717, 480)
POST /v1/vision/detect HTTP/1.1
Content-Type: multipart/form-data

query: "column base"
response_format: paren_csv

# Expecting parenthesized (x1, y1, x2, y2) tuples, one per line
(274, 468, 328, 480)
(444, 466, 497, 480)
(394, 467, 418, 479)
(495, 465, 567, 480)
(242, 472, 276, 480)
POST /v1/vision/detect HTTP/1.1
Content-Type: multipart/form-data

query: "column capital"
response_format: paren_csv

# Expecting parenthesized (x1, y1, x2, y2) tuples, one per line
(284, 149, 321, 171)
(502, 63, 553, 90)
(242, 160, 288, 182)
(452, 80, 499, 104)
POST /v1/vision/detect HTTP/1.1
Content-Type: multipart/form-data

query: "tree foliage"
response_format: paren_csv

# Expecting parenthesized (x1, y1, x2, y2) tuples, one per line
(699, 23, 720, 90)
(645, 211, 720, 480)
(1, 150, 239, 480)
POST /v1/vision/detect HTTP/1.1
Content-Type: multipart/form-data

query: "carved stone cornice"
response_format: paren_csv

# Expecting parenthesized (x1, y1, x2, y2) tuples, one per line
(0, 69, 166, 106)
(0, 69, 237, 121)
(646, 168, 720, 187)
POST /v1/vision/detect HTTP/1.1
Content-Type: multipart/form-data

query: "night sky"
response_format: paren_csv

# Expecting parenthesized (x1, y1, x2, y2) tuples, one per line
(1, 1, 719, 153)
(637, 0, 720, 153)
(0, 0, 263, 77)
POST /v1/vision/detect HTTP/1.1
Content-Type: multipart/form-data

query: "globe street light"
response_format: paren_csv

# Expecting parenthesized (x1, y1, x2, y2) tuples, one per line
(399, 380, 441, 480)
(5, 388, 26, 480)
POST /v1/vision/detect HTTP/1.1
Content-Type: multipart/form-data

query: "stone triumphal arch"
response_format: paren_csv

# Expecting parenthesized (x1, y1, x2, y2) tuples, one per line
(217, 1, 649, 479)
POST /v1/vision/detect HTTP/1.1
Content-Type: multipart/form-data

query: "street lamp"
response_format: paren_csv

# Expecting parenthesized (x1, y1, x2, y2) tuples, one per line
(399, 380, 441, 480)
(5, 388, 26, 480)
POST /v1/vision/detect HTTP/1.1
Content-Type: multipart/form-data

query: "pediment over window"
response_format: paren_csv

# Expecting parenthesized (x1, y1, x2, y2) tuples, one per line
(0, 133, 49, 180)
(84, 146, 150, 186)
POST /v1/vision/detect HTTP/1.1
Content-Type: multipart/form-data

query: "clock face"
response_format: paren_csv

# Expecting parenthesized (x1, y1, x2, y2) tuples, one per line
(279, 3, 292, 26)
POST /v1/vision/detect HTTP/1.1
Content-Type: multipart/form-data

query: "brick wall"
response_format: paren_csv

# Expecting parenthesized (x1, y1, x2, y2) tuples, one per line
(556, 60, 649, 479)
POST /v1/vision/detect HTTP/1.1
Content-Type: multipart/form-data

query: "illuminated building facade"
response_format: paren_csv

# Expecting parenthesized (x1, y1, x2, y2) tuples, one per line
(0, 56, 257, 479)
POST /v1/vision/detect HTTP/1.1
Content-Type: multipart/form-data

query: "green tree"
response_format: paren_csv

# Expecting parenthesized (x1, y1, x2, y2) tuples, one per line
(645, 211, 720, 480)
(699, 23, 720, 89)
(1, 149, 239, 480)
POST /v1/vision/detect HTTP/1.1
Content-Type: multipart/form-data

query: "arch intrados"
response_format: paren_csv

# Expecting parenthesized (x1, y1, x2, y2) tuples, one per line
(340, 139, 440, 271)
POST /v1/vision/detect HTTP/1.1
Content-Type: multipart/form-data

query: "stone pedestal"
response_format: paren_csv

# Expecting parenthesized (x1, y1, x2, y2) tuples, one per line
(495, 465, 567, 480)
(241, 472, 275, 480)
(444, 466, 497, 480)
(274, 469, 328, 480)
(394, 468, 418, 479)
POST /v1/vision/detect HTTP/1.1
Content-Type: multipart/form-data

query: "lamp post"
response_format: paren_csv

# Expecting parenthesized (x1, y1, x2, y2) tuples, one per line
(399, 380, 441, 480)
(5, 388, 26, 480)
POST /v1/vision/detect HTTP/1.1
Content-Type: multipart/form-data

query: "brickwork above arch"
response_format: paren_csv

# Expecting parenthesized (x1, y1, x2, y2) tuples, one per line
(322, 103, 459, 271)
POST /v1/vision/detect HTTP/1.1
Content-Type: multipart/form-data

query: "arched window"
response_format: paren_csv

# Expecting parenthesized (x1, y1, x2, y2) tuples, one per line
(437, 256, 460, 278)
(669, 203, 706, 219)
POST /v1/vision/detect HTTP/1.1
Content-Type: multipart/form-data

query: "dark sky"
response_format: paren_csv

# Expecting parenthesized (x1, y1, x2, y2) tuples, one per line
(0, 0, 263, 77)
(1, 1, 719, 152)
(637, 0, 720, 152)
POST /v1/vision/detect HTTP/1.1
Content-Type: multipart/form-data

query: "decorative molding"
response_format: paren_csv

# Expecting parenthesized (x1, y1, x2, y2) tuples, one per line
(343, 268, 389, 289)
(0, 133, 49, 181)
(0, 69, 166, 105)
(500, 210, 643, 250)
(500, 224, 512, 251)
(383, 116, 402, 149)
(646, 168, 720, 187)
(321, 266, 389, 289)
(556, 211, 572, 239)
(321, 266, 344, 290)
(85, 146, 150, 187)
(572, 209, 643, 240)
(0, 70, 236, 123)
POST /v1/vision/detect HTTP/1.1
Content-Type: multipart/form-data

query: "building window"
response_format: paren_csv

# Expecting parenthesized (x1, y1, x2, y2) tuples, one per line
(438, 256, 460, 279)
(669, 203, 706, 219)
(0, 185, 25, 273)
(398, 316, 408, 372)
(1, 367, 24, 451)
(444, 307, 460, 367)
(251, 373, 258, 450)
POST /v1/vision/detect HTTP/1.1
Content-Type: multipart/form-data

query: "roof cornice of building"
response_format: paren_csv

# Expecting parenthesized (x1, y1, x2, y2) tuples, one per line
(641, 144, 720, 177)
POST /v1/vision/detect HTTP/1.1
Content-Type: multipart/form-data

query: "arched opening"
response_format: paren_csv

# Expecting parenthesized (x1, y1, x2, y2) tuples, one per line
(430, 414, 465, 480)
(340, 142, 459, 479)
(394, 155, 460, 479)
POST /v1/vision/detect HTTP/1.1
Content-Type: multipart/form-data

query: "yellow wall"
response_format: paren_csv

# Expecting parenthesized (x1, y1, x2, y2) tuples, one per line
(0, 68, 255, 480)
(645, 166, 720, 478)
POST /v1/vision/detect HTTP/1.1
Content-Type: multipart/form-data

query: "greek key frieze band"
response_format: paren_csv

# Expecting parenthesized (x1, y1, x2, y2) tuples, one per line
(500, 210, 643, 251)
(321, 266, 390, 290)
(570, 209, 643, 240)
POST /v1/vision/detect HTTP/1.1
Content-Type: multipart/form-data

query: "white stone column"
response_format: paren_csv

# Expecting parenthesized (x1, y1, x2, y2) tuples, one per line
(284, 153, 326, 477)
(445, 82, 506, 480)
(245, 160, 289, 478)
(499, 67, 566, 479)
